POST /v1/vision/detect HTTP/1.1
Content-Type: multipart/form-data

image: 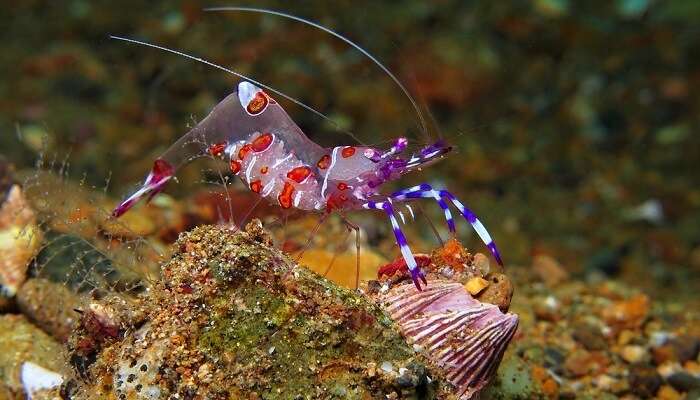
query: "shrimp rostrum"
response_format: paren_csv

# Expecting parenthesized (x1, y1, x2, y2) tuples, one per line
(111, 13, 503, 291)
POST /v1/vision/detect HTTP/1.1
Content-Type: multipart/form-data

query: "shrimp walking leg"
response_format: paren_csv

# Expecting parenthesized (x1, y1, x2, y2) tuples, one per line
(363, 200, 427, 290)
(391, 184, 503, 266)
(339, 215, 361, 289)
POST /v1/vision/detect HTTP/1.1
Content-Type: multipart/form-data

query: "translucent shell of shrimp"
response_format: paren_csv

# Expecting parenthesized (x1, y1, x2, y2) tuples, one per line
(111, 14, 503, 291)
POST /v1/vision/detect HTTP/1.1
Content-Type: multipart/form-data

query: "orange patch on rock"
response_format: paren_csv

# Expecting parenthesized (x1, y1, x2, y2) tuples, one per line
(433, 238, 472, 272)
(602, 294, 650, 330)
(260, 166, 269, 174)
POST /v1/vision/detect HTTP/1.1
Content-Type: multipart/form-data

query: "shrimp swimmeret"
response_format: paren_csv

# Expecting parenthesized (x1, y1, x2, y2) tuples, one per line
(111, 13, 503, 291)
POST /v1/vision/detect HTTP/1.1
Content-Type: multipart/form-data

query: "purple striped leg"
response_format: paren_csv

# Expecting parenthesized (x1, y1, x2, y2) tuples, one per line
(363, 199, 427, 290)
(391, 184, 503, 266)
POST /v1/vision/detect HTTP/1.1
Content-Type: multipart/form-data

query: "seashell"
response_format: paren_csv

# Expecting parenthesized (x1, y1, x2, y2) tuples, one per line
(0, 185, 42, 296)
(378, 279, 518, 399)
(21, 361, 63, 399)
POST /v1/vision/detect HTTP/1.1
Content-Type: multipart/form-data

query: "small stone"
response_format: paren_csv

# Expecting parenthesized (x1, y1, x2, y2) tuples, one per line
(534, 296, 560, 322)
(564, 350, 609, 377)
(602, 294, 650, 330)
(667, 372, 700, 392)
(476, 272, 514, 312)
(668, 335, 700, 363)
(629, 366, 662, 398)
(620, 345, 649, 364)
(532, 254, 569, 287)
(654, 345, 678, 365)
(617, 329, 636, 346)
(472, 253, 491, 275)
(657, 385, 682, 400)
(657, 362, 683, 379)
(572, 322, 607, 351)
(543, 347, 566, 374)
(687, 389, 700, 400)
(464, 277, 489, 296)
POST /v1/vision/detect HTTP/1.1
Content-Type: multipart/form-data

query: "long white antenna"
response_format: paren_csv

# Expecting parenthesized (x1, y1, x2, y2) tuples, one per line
(205, 6, 429, 136)
(109, 35, 365, 143)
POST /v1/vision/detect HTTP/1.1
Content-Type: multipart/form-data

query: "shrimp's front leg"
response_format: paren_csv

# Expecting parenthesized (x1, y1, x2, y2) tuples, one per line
(391, 184, 503, 266)
(363, 200, 427, 290)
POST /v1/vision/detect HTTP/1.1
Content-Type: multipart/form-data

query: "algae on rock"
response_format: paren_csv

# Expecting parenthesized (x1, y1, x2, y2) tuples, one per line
(66, 221, 456, 399)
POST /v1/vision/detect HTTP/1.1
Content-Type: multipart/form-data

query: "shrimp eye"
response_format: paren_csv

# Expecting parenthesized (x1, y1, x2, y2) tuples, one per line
(246, 92, 269, 115)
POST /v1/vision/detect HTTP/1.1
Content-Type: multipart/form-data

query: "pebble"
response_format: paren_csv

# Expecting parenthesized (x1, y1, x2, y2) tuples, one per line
(657, 385, 682, 400)
(16, 278, 85, 342)
(532, 254, 569, 287)
(668, 335, 700, 363)
(629, 366, 662, 398)
(602, 294, 650, 330)
(474, 272, 513, 312)
(667, 372, 700, 392)
(564, 350, 609, 377)
(572, 322, 607, 351)
(0, 314, 65, 394)
(464, 276, 489, 296)
(620, 345, 649, 364)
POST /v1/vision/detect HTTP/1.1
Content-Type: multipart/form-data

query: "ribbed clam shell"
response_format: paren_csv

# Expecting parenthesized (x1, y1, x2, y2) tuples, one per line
(379, 280, 518, 399)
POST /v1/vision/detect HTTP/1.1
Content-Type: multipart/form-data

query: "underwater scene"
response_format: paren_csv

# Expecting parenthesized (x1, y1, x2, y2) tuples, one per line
(1, 1, 699, 399)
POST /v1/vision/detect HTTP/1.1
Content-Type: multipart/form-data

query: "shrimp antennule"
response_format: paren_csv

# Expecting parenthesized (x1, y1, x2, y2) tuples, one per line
(205, 6, 428, 136)
(109, 35, 352, 138)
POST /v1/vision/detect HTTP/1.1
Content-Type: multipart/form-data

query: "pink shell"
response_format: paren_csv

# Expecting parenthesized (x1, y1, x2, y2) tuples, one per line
(379, 280, 518, 399)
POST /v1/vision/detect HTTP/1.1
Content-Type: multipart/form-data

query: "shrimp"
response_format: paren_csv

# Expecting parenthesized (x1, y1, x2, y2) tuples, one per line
(110, 10, 503, 291)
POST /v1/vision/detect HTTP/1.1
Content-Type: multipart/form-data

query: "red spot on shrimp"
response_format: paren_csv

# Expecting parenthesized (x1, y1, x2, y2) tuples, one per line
(230, 160, 241, 175)
(250, 180, 262, 193)
(278, 182, 295, 209)
(337, 182, 348, 191)
(238, 144, 253, 160)
(208, 142, 227, 157)
(252, 133, 273, 152)
(246, 92, 269, 115)
(317, 155, 331, 169)
(287, 166, 312, 183)
(341, 146, 356, 158)
(260, 166, 269, 174)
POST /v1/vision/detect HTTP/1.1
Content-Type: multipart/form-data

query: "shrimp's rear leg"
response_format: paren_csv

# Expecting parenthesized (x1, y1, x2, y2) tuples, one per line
(391, 184, 503, 266)
(363, 200, 426, 291)
(339, 214, 361, 290)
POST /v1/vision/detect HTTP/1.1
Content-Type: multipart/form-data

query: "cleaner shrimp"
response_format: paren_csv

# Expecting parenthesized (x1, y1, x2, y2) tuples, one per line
(111, 8, 503, 291)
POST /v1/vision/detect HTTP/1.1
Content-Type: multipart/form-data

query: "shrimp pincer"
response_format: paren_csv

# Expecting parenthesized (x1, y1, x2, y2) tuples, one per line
(110, 13, 503, 291)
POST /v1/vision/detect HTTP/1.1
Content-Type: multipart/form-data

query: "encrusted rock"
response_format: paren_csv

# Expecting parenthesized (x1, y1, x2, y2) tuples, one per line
(64, 221, 457, 399)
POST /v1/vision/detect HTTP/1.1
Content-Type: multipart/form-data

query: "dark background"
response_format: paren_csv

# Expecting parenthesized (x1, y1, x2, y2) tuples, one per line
(1, 0, 698, 297)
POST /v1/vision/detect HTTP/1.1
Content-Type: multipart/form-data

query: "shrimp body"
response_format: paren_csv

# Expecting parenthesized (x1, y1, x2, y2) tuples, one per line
(112, 60, 501, 292)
